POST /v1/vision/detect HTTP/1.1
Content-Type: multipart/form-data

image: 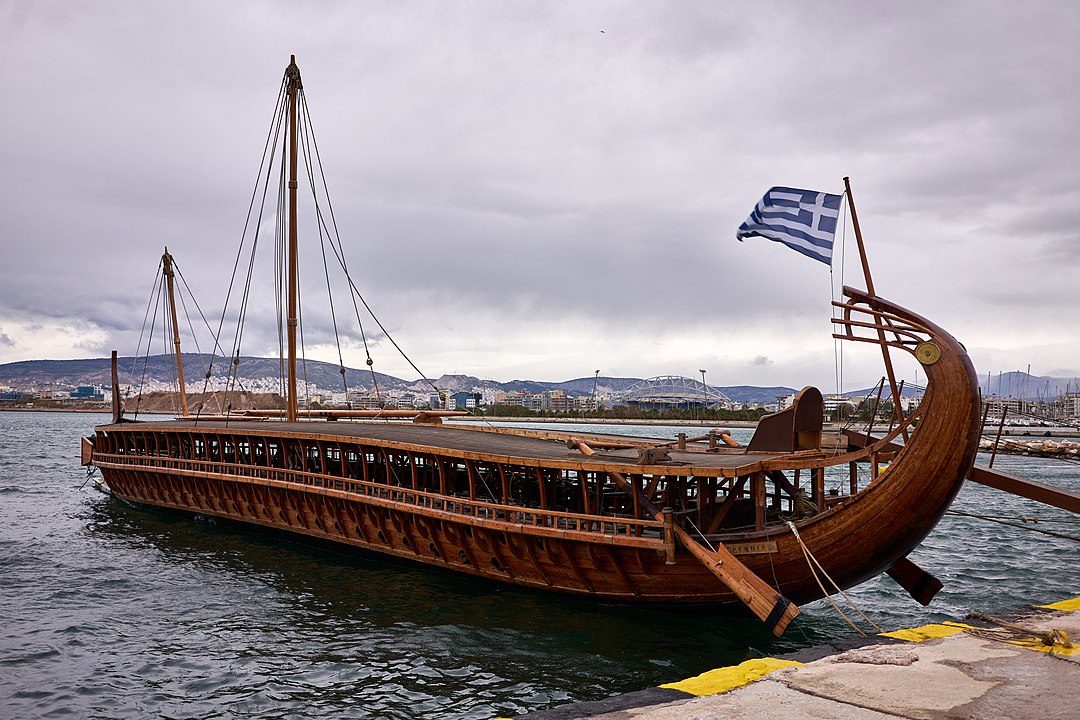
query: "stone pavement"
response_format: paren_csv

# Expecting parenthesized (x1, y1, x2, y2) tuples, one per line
(514, 597, 1079, 720)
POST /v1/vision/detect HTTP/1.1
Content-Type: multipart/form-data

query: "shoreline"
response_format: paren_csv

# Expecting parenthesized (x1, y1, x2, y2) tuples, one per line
(4, 407, 1078, 438)
(509, 596, 1080, 719)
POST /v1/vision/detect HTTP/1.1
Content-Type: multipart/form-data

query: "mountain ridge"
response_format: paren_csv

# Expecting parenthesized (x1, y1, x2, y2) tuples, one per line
(4, 357, 1075, 403)
(0, 355, 793, 404)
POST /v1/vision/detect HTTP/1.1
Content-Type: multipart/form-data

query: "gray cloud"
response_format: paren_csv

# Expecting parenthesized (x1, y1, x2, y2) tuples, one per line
(1, 1, 1077, 391)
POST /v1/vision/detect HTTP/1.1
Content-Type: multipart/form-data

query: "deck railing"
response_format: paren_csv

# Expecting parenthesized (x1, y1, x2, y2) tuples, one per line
(94, 451, 664, 542)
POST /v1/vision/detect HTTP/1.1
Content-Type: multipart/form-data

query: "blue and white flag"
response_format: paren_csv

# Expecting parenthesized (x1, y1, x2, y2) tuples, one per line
(736, 187, 842, 265)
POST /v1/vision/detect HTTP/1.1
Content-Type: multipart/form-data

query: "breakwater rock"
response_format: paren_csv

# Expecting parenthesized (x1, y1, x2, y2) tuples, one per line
(980, 437, 1080, 458)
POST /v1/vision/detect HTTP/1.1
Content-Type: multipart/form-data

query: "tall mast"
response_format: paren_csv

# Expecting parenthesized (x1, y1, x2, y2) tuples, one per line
(285, 55, 301, 422)
(162, 247, 188, 417)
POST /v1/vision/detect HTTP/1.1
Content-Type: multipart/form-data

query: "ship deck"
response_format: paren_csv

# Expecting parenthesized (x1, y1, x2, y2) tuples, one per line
(97, 419, 796, 471)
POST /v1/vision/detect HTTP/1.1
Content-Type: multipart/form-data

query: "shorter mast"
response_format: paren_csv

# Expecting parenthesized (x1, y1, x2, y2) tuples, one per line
(162, 247, 189, 417)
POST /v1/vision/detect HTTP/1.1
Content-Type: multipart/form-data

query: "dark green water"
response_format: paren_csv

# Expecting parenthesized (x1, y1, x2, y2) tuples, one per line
(1, 412, 1077, 718)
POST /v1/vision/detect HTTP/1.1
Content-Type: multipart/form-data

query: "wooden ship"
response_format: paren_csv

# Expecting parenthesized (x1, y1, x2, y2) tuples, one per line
(82, 57, 1070, 636)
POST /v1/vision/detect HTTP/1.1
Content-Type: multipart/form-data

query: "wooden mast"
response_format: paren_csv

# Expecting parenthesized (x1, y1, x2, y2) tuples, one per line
(110, 349, 121, 423)
(162, 247, 188, 417)
(843, 177, 907, 441)
(285, 55, 301, 423)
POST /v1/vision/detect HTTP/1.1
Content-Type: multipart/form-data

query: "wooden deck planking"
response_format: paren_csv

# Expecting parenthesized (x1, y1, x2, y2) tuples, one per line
(99, 420, 788, 470)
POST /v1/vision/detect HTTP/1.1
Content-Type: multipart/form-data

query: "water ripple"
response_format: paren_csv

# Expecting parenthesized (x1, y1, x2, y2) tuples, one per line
(1, 412, 1077, 719)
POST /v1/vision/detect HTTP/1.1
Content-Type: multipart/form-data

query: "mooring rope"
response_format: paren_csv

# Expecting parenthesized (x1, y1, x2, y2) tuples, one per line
(963, 612, 1073, 652)
(785, 520, 882, 635)
(946, 509, 1080, 542)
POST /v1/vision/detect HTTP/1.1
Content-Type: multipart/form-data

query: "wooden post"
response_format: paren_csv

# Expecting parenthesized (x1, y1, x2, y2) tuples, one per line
(632, 475, 641, 526)
(534, 467, 549, 511)
(752, 471, 766, 530)
(579, 468, 591, 514)
(990, 405, 1008, 469)
(662, 507, 676, 565)
(465, 459, 477, 500)
(497, 463, 510, 506)
(110, 350, 121, 423)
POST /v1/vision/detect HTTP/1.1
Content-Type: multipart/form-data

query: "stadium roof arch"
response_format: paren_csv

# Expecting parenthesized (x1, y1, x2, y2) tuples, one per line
(615, 375, 733, 409)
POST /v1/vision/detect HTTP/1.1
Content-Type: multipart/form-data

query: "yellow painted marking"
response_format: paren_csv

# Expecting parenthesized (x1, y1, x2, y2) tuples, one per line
(661, 657, 804, 696)
(999, 637, 1078, 656)
(879, 620, 972, 642)
(1038, 596, 1080, 612)
(513, 598, 1079, 717)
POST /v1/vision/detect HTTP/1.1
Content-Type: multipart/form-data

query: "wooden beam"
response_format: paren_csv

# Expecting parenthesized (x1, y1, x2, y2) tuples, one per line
(887, 556, 943, 606)
(706, 477, 748, 534)
(968, 464, 1080, 514)
(845, 428, 1080, 515)
(752, 471, 766, 530)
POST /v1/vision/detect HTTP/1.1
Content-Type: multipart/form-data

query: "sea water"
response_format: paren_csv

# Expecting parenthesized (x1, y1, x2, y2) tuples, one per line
(1, 411, 1076, 719)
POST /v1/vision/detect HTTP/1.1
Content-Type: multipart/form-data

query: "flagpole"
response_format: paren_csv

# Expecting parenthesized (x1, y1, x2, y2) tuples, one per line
(843, 177, 876, 298)
(843, 177, 908, 441)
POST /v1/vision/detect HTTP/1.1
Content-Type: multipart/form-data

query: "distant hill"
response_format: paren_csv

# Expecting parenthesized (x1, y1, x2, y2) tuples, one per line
(0, 355, 794, 405)
(980, 370, 1079, 400)
(0, 354, 409, 394)
(6, 355, 1074, 406)
(716, 385, 797, 404)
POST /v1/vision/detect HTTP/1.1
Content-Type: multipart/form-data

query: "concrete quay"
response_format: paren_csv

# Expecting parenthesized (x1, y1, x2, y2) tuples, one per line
(513, 597, 1079, 720)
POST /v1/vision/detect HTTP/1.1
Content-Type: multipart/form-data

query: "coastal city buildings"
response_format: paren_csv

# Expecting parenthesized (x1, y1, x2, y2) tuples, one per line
(2, 371, 1078, 423)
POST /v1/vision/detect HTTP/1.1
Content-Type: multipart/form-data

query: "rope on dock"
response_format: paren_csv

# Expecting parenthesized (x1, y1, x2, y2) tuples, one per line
(946, 509, 1080, 542)
(785, 520, 881, 635)
(964, 612, 1074, 653)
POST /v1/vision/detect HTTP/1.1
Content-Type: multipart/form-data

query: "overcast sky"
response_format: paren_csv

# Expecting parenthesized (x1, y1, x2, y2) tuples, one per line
(2, 1, 1077, 393)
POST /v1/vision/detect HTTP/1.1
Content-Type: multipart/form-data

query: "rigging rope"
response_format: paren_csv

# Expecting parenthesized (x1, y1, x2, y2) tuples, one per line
(205, 66, 451, 416)
(297, 98, 352, 407)
(298, 90, 384, 399)
(127, 257, 165, 408)
(161, 284, 179, 415)
(203, 74, 291, 414)
(130, 265, 167, 421)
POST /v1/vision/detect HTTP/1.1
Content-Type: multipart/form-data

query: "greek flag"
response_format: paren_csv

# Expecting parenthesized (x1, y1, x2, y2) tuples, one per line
(736, 187, 842, 265)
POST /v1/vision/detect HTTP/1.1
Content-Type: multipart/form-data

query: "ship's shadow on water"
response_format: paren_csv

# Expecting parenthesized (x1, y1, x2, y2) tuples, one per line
(86, 495, 786, 640)
(82, 496, 792, 718)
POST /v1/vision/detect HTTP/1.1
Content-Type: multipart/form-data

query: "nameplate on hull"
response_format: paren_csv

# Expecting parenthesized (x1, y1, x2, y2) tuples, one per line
(723, 541, 778, 555)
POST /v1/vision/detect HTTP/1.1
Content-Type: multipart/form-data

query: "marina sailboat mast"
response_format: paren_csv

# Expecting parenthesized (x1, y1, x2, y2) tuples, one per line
(285, 55, 301, 423)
